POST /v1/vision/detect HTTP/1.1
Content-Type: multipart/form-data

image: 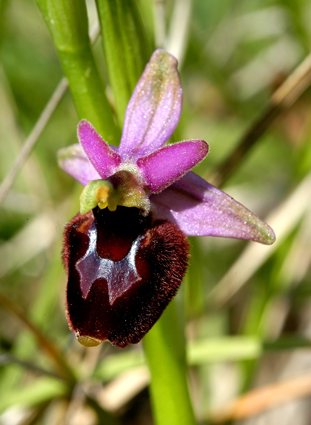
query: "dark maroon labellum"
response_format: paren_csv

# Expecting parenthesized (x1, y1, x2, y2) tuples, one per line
(63, 206, 189, 348)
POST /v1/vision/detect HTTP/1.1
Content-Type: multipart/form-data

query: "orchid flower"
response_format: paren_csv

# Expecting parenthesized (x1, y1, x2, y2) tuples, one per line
(58, 50, 275, 348)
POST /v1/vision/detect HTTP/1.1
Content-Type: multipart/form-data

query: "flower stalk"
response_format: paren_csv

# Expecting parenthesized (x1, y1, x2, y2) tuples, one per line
(144, 300, 197, 425)
(35, 0, 119, 142)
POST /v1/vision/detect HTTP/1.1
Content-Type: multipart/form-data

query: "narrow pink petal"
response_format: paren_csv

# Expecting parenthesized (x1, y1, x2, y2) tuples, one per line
(78, 120, 121, 178)
(118, 50, 183, 161)
(137, 140, 208, 193)
(57, 144, 101, 186)
(151, 172, 275, 245)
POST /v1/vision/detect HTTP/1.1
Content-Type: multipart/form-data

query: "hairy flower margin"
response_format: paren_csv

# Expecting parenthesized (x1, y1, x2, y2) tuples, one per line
(59, 50, 275, 348)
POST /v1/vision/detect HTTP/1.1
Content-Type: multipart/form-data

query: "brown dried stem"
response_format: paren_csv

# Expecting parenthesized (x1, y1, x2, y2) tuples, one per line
(0, 291, 75, 384)
(210, 53, 311, 188)
(209, 371, 311, 422)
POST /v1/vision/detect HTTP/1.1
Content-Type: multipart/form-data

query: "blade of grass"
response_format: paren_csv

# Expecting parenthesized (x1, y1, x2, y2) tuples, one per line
(0, 205, 76, 395)
(0, 66, 57, 207)
(0, 352, 63, 380)
(0, 21, 101, 207)
(153, 0, 166, 48)
(208, 171, 311, 308)
(208, 371, 311, 422)
(0, 377, 68, 414)
(210, 53, 311, 187)
(165, 0, 192, 65)
(95, 0, 151, 125)
(94, 335, 311, 382)
(0, 291, 75, 384)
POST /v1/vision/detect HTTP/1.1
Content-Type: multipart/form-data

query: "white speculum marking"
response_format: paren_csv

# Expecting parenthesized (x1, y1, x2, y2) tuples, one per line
(76, 226, 142, 305)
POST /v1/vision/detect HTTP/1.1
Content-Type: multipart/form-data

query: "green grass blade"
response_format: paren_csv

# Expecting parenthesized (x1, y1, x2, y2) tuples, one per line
(95, 0, 151, 125)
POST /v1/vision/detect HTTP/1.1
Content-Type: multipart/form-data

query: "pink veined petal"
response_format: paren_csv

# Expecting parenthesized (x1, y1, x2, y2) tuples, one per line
(78, 120, 121, 179)
(150, 172, 276, 245)
(57, 144, 101, 186)
(137, 140, 209, 193)
(118, 50, 183, 161)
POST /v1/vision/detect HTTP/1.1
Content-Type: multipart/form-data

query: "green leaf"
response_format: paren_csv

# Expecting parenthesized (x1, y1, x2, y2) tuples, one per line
(94, 335, 311, 382)
(95, 0, 151, 125)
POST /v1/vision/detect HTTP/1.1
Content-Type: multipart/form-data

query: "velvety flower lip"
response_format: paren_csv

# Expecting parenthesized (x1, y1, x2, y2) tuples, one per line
(63, 207, 189, 347)
(58, 49, 275, 245)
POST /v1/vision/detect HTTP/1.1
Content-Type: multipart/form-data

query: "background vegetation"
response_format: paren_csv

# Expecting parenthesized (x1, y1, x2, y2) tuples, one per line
(1, 0, 311, 424)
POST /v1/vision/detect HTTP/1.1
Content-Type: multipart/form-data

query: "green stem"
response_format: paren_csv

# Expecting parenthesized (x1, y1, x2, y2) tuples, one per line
(143, 299, 197, 425)
(35, 0, 120, 143)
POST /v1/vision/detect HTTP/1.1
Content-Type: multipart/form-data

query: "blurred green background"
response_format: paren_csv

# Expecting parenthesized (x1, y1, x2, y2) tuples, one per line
(1, 0, 311, 424)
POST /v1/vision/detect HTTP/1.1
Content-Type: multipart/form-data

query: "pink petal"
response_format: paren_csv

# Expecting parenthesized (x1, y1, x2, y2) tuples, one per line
(151, 172, 276, 245)
(78, 120, 121, 178)
(57, 144, 101, 186)
(118, 50, 183, 161)
(137, 140, 208, 193)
